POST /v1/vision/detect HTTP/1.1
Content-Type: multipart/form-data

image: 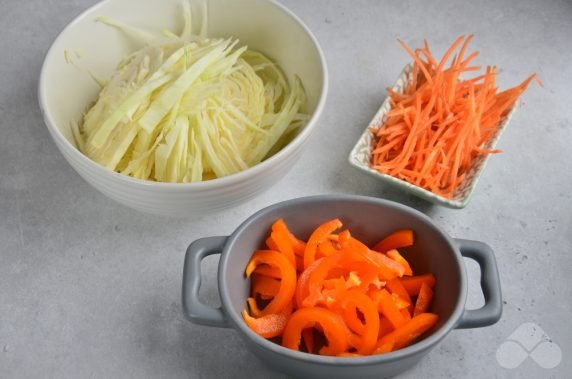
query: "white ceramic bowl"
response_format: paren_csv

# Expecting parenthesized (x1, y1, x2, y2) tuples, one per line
(39, 0, 327, 217)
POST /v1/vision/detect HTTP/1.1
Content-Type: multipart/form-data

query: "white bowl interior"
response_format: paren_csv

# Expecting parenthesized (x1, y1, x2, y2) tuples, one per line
(41, 0, 325, 150)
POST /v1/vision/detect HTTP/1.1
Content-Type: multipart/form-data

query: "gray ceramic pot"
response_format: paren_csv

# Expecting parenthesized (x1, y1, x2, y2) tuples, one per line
(182, 195, 502, 378)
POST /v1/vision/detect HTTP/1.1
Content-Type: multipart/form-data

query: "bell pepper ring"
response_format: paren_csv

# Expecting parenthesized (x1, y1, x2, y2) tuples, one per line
(282, 307, 349, 356)
(245, 250, 297, 315)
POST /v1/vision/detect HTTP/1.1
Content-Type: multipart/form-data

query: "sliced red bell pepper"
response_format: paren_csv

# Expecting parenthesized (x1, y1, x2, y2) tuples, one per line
(303, 219, 343, 269)
(245, 250, 297, 315)
(376, 313, 439, 350)
(242, 301, 293, 339)
(339, 289, 380, 355)
(271, 219, 297, 268)
(376, 289, 407, 330)
(399, 274, 436, 296)
(320, 277, 350, 310)
(265, 236, 279, 251)
(251, 273, 280, 300)
(246, 297, 263, 317)
(252, 264, 281, 279)
(317, 238, 338, 257)
(346, 237, 405, 279)
(282, 307, 349, 356)
(386, 249, 413, 276)
(373, 340, 394, 354)
(295, 258, 323, 309)
(378, 315, 394, 339)
(271, 218, 306, 257)
(372, 229, 414, 253)
(244, 218, 437, 357)
(302, 328, 314, 353)
(413, 282, 434, 316)
(302, 249, 369, 307)
(338, 229, 352, 247)
(386, 278, 413, 312)
(337, 352, 362, 357)
(401, 308, 412, 321)
(302, 252, 345, 307)
(391, 292, 410, 310)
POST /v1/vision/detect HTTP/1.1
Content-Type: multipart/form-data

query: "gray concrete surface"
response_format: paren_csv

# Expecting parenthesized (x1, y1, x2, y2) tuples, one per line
(1, 0, 571, 378)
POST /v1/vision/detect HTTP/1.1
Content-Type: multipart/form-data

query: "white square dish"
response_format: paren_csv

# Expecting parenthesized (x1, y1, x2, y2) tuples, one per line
(348, 64, 516, 209)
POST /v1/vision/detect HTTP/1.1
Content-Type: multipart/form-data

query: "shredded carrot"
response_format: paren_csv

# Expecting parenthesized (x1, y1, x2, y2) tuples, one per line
(242, 218, 438, 357)
(371, 35, 540, 198)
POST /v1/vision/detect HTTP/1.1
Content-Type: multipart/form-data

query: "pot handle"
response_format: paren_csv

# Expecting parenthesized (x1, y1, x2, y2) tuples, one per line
(182, 236, 230, 328)
(454, 239, 503, 329)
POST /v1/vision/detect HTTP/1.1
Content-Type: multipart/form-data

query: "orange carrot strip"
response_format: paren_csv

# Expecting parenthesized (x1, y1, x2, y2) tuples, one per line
(398, 39, 434, 85)
(436, 35, 465, 73)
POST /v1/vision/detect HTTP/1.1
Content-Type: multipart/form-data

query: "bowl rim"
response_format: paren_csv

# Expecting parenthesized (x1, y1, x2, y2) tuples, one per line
(219, 194, 468, 365)
(38, 0, 328, 191)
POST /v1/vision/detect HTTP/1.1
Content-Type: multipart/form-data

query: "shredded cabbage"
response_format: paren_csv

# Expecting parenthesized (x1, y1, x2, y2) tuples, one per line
(77, 1, 306, 183)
